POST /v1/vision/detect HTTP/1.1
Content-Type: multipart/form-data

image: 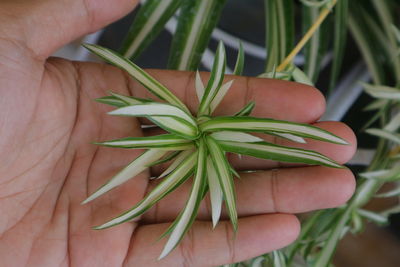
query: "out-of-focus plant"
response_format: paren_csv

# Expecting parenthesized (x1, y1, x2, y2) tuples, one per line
(85, 0, 400, 265)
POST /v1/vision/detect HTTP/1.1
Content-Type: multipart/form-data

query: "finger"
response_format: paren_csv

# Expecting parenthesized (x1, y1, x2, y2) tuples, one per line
(141, 166, 355, 224)
(129, 70, 326, 123)
(124, 214, 299, 266)
(2, 0, 138, 59)
(146, 121, 356, 176)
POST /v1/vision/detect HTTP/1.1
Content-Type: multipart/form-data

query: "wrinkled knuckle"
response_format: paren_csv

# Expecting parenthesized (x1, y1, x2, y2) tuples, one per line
(269, 169, 280, 213)
(179, 229, 195, 267)
(223, 222, 236, 264)
(336, 169, 356, 205)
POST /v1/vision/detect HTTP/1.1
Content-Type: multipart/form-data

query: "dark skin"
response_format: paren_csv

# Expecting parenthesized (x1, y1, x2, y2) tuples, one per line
(0, 0, 356, 266)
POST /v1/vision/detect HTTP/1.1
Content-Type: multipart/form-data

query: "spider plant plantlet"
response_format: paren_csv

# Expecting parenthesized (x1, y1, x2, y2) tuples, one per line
(81, 42, 348, 259)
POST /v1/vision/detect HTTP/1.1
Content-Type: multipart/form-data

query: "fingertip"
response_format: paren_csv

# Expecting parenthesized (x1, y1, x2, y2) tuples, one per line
(236, 214, 300, 259)
(310, 121, 357, 164)
(289, 82, 327, 122)
(268, 214, 301, 246)
(328, 168, 356, 207)
(306, 167, 356, 209)
(248, 78, 326, 123)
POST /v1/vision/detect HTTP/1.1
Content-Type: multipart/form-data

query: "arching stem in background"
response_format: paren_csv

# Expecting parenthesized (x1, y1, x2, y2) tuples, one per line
(277, 0, 337, 72)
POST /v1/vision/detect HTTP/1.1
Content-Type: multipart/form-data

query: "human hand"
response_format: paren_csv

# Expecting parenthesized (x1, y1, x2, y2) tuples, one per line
(0, 0, 356, 266)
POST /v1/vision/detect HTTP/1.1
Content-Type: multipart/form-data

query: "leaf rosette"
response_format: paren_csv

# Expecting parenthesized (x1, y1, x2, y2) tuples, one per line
(82, 42, 348, 259)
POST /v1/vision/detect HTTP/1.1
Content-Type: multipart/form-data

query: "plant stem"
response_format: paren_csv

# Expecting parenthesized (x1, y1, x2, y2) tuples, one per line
(277, 0, 337, 72)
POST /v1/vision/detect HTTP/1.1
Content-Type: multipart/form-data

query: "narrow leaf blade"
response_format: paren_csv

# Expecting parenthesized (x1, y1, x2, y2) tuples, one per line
(95, 134, 192, 150)
(233, 42, 245, 76)
(206, 136, 238, 230)
(218, 140, 343, 169)
(83, 44, 189, 112)
(200, 116, 348, 145)
(82, 149, 166, 204)
(168, 0, 227, 70)
(120, 0, 182, 60)
(158, 139, 207, 259)
(207, 156, 223, 227)
(94, 152, 197, 229)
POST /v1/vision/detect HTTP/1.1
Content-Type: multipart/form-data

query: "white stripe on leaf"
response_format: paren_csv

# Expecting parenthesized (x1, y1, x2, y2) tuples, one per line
(159, 139, 207, 259)
(195, 71, 205, 102)
(207, 157, 223, 228)
(210, 131, 263, 143)
(206, 136, 238, 231)
(158, 149, 195, 179)
(83, 44, 189, 112)
(94, 152, 197, 229)
(200, 116, 348, 145)
(82, 149, 167, 204)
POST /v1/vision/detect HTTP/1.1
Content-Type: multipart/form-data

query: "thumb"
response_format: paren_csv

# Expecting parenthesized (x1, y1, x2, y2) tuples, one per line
(1, 0, 139, 60)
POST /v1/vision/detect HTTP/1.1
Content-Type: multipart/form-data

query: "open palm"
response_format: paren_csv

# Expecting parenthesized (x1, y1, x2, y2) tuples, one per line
(0, 1, 356, 266)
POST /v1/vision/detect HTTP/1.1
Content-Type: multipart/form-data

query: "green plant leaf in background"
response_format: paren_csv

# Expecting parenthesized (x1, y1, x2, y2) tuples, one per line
(264, 0, 294, 72)
(120, 0, 182, 60)
(168, 0, 227, 71)
(328, 0, 348, 93)
(301, 1, 331, 83)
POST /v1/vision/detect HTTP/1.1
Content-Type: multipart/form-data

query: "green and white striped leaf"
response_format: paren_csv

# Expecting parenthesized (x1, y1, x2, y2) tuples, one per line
(359, 166, 400, 182)
(83, 44, 189, 112)
(302, 3, 330, 83)
(168, 0, 227, 70)
(271, 132, 307, 143)
(109, 91, 153, 105)
(366, 128, 400, 144)
(358, 209, 388, 225)
(258, 70, 293, 80)
(109, 103, 198, 139)
(218, 140, 343, 168)
(314, 208, 352, 266)
(210, 80, 234, 113)
(94, 152, 197, 229)
(120, 0, 182, 60)
(348, 8, 384, 84)
(393, 24, 400, 44)
(375, 186, 400, 198)
(195, 71, 205, 102)
(233, 42, 245, 76)
(150, 116, 200, 139)
(371, 0, 400, 81)
(299, 0, 331, 8)
(158, 149, 194, 178)
(381, 205, 400, 218)
(96, 93, 153, 107)
(234, 102, 255, 116)
(210, 131, 263, 143)
(329, 0, 349, 92)
(158, 139, 207, 259)
(206, 157, 223, 227)
(146, 151, 181, 168)
(95, 96, 128, 107)
(291, 66, 314, 86)
(272, 250, 287, 267)
(264, 0, 294, 72)
(95, 134, 193, 150)
(384, 112, 400, 132)
(198, 42, 226, 116)
(200, 116, 348, 145)
(351, 210, 364, 234)
(362, 83, 400, 100)
(363, 99, 389, 111)
(206, 136, 238, 230)
(82, 149, 167, 204)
